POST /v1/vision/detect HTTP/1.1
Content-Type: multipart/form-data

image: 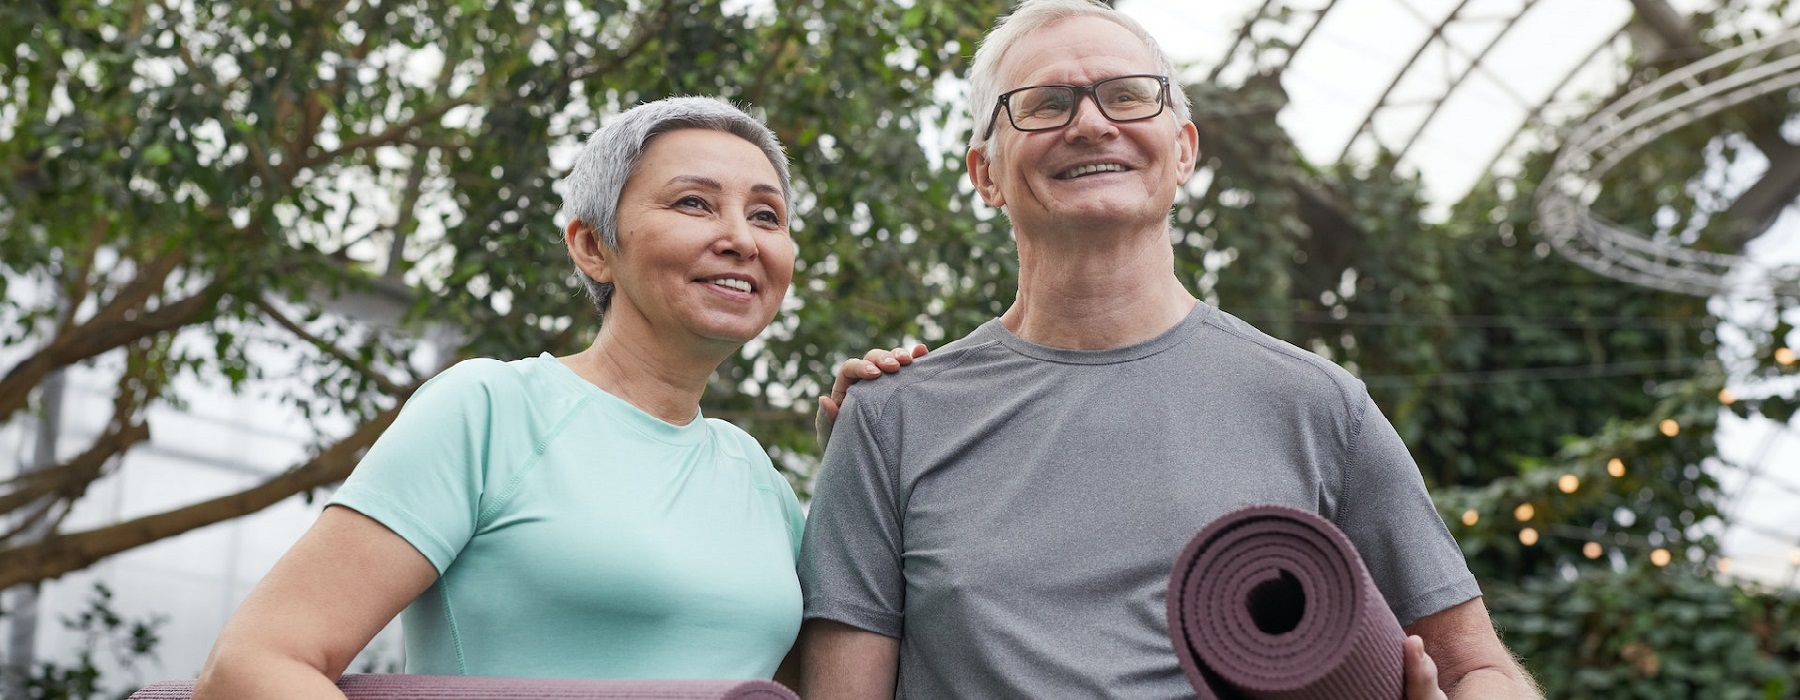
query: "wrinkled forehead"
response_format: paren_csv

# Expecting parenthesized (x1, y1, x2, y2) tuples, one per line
(995, 15, 1161, 91)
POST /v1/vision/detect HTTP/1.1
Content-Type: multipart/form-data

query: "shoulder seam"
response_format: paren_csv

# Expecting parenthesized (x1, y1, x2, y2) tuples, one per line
(862, 338, 1001, 510)
(1200, 314, 1362, 419)
(474, 393, 596, 528)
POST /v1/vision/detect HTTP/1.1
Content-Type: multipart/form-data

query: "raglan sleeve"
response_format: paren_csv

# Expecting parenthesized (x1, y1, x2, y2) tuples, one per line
(327, 359, 506, 574)
(1336, 391, 1483, 627)
(797, 389, 907, 638)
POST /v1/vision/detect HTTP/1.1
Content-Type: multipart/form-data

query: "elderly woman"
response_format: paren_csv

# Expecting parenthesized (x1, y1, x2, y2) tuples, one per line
(196, 96, 910, 696)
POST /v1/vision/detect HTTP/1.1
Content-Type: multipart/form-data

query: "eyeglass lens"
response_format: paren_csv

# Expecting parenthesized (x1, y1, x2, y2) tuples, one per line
(1007, 76, 1164, 131)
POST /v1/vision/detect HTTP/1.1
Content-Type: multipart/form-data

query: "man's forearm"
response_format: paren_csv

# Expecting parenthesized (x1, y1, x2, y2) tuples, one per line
(799, 619, 900, 699)
(1447, 664, 1543, 699)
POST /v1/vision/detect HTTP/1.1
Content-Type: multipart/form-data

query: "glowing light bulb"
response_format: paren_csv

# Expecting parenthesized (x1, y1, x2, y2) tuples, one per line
(1777, 347, 1796, 366)
(1719, 388, 1736, 405)
(1651, 548, 1671, 567)
(1607, 458, 1626, 478)
(1460, 509, 1479, 526)
(1717, 557, 1733, 574)
(1659, 419, 1679, 437)
(1558, 474, 1579, 493)
(1582, 542, 1602, 559)
(1519, 528, 1538, 546)
(1513, 503, 1534, 521)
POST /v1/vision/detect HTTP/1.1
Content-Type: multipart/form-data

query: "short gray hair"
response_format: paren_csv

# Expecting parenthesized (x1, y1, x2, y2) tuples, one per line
(967, 0, 1190, 155)
(561, 95, 793, 314)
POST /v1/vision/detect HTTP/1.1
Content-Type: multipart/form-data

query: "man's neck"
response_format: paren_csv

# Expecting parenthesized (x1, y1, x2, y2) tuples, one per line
(1001, 223, 1197, 350)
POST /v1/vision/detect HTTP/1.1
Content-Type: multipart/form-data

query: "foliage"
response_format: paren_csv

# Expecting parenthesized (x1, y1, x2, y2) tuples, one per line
(1187, 1, 1800, 693)
(1488, 566, 1800, 699)
(0, 0, 1002, 588)
(4, 0, 1800, 695)
(7, 584, 165, 700)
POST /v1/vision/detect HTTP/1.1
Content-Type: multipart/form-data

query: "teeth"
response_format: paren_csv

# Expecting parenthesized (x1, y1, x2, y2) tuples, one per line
(711, 278, 753, 293)
(1060, 163, 1127, 179)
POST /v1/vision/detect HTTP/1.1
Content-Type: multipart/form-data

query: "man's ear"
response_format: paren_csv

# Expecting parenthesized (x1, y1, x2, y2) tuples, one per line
(565, 219, 613, 283)
(1174, 120, 1200, 185)
(967, 146, 1006, 208)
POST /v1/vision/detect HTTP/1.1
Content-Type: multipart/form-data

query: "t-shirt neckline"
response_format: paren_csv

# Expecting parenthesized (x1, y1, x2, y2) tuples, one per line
(981, 302, 1216, 365)
(534, 352, 709, 444)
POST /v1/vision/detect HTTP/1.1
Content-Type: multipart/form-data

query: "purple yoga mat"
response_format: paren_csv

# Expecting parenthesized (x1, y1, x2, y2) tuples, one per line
(129, 674, 798, 700)
(1166, 504, 1404, 700)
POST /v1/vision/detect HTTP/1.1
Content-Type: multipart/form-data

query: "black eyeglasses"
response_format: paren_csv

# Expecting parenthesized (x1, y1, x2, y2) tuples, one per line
(983, 74, 1171, 139)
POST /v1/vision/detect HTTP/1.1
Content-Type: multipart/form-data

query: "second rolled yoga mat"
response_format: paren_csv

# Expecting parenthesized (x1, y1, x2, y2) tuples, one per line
(1166, 504, 1404, 700)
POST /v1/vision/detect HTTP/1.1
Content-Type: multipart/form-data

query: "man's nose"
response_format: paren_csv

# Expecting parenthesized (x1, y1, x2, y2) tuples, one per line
(1063, 92, 1117, 139)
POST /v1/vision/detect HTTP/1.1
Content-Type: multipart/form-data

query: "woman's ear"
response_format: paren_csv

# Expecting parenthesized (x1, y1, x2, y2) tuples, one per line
(565, 219, 612, 283)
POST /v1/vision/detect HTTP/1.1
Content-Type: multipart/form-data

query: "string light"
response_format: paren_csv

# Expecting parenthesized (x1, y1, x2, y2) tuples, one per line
(1790, 549, 1800, 566)
(1558, 474, 1579, 493)
(1659, 419, 1679, 437)
(1460, 509, 1479, 526)
(1607, 458, 1626, 478)
(1778, 347, 1796, 366)
(1583, 542, 1603, 559)
(1514, 503, 1535, 521)
(1717, 557, 1732, 574)
(1651, 548, 1671, 566)
(1718, 388, 1736, 405)
(1519, 528, 1539, 546)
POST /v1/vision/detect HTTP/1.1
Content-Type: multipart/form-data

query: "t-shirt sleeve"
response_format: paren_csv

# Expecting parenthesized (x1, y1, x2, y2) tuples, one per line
(797, 391, 906, 638)
(1336, 391, 1482, 627)
(328, 360, 505, 574)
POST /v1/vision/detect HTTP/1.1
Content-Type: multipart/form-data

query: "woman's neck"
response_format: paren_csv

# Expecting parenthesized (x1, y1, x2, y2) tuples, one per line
(560, 321, 724, 425)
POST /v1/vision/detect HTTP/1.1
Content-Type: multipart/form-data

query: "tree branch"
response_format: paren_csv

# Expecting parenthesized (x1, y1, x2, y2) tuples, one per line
(254, 296, 410, 396)
(0, 279, 223, 424)
(299, 97, 475, 169)
(1, 340, 164, 545)
(568, 1, 671, 84)
(0, 384, 419, 590)
(0, 421, 149, 544)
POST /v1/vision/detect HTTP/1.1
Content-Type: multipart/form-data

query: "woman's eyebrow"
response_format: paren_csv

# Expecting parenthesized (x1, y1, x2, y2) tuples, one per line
(667, 176, 780, 197)
(667, 175, 724, 190)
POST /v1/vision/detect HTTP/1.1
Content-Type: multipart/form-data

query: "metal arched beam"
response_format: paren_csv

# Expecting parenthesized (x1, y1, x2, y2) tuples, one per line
(1204, 0, 1340, 85)
(1336, 0, 1476, 163)
(1479, 26, 1632, 178)
(1393, 0, 1546, 161)
(1535, 25, 1800, 297)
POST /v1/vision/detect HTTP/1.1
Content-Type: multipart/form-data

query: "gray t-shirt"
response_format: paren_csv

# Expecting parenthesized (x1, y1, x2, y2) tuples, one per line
(799, 302, 1480, 699)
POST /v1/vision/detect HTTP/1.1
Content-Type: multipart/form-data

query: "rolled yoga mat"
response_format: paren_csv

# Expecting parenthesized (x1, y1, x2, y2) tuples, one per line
(129, 675, 798, 700)
(1166, 504, 1404, 700)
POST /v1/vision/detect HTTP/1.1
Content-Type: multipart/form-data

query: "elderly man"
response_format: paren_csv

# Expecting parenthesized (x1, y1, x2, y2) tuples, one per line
(799, 0, 1541, 698)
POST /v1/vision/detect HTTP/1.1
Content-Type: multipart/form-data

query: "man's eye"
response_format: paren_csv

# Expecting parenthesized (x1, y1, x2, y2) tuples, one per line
(1021, 93, 1072, 116)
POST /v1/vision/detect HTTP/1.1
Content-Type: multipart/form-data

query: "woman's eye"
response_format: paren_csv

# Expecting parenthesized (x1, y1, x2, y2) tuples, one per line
(676, 195, 708, 210)
(752, 210, 782, 224)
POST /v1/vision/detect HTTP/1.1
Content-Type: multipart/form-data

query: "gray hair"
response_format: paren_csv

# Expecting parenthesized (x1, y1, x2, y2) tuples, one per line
(561, 95, 793, 314)
(967, 0, 1191, 156)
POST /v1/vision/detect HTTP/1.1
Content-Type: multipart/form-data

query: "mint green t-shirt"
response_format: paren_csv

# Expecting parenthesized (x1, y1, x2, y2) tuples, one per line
(329, 354, 805, 679)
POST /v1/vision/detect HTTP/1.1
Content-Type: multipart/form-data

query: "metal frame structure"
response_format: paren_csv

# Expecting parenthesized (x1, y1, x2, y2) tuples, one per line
(1206, 0, 1634, 190)
(1536, 26, 1800, 297)
(1186, 0, 1800, 587)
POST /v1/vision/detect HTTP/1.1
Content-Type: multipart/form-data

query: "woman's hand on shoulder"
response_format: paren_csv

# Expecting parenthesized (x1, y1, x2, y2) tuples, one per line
(814, 344, 929, 449)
